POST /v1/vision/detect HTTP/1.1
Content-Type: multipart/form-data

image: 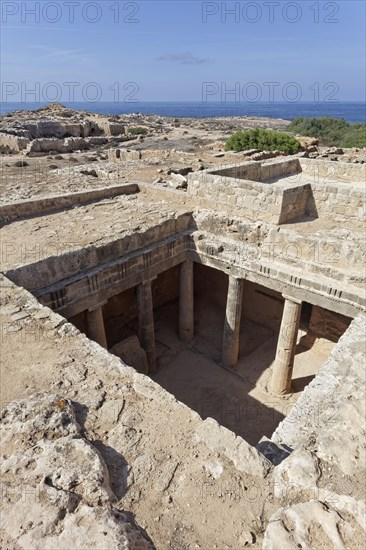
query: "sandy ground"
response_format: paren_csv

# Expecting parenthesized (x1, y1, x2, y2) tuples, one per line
(152, 300, 335, 446)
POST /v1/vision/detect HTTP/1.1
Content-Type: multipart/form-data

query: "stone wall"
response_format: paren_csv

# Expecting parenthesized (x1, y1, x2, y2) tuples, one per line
(20, 120, 102, 139)
(310, 183, 365, 222)
(188, 158, 366, 225)
(278, 184, 313, 224)
(271, 312, 366, 468)
(99, 122, 125, 136)
(102, 265, 180, 347)
(194, 263, 228, 312)
(0, 184, 139, 223)
(0, 132, 30, 153)
(187, 165, 312, 225)
(109, 148, 173, 163)
(187, 170, 284, 224)
(243, 281, 283, 331)
(25, 136, 90, 154)
(210, 161, 261, 181)
(299, 157, 366, 184)
(308, 305, 352, 342)
(7, 216, 191, 294)
(261, 158, 301, 181)
(109, 148, 141, 162)
(210, 158, 301, 182)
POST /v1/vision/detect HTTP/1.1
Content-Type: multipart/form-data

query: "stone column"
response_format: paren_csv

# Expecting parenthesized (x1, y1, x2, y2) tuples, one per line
(137, 279, 156, 374)
(86, 303, 108, 349)
(179, 260, 194, 342)
(270, 295, 302, 395)
(222, 276, 244, 368)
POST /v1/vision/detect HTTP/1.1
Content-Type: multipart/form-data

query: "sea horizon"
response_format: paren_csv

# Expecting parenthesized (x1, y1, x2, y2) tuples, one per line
(1, 100, 365, 124)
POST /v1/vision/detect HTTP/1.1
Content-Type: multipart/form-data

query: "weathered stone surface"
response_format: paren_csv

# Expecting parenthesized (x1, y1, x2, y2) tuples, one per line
(272, 314, 366, 477)
(263, 501, 365, 549)
(0, 393, 153, 549)
(195, 417, 272, 478)
(110, 335, 149, 375)
(25, 136, 90, 154)
(273, 449, 320, 500)
(0, 132, 30, 153)
(169, 172, 188, 188)
(0, 104, 365, 550)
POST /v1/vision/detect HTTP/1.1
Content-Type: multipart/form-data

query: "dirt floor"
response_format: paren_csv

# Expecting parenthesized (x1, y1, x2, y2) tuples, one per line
(149, 299, 335, 446)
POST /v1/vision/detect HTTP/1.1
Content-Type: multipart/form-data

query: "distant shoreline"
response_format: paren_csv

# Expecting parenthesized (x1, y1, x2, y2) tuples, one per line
(1, 101, 365, 124)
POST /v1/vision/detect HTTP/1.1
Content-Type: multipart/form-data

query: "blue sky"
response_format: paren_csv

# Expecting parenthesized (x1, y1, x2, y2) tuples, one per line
(1, 0, 365, 102)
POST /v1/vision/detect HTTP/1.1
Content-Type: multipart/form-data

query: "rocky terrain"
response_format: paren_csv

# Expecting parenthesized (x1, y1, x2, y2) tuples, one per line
(1, 103, 365, 205)
(1, 275, 365, 550)
(0, 104, 365, 550)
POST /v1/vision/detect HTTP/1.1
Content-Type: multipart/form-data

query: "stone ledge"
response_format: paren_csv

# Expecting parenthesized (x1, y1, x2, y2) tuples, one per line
(195, 417, 272, 478)
(0, 184, 139, 223)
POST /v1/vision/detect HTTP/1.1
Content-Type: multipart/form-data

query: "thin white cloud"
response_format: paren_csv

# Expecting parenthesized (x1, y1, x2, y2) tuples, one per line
(157, 52, 212, 65)
(28, 45, 91, 64)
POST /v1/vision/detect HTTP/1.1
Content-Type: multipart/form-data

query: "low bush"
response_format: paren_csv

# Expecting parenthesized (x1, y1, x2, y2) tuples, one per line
(128, 127, 148, 136)
(288, 117, 366, 147)
(225, 128, 300, 154)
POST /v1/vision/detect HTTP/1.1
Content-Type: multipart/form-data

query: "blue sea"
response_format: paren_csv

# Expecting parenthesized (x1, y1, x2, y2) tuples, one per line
(1, 101, 365, 124)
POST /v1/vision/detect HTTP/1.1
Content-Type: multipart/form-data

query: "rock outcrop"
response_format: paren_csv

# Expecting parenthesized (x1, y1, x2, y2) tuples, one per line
(0, 393, 153, 549)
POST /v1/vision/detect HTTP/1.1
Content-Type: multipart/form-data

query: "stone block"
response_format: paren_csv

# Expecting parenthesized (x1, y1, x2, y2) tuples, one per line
(110, 335, 148, 375)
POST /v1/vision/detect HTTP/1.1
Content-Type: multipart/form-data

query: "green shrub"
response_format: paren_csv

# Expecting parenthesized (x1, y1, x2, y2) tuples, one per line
(128, 126, 148, 136)
(340, 127, 366, 148)
(225, 128, 300, 154)
(288, 117, 366, 147)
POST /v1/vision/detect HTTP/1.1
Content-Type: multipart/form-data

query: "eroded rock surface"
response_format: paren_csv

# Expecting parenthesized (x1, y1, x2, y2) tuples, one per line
(0, 393, 153, 549)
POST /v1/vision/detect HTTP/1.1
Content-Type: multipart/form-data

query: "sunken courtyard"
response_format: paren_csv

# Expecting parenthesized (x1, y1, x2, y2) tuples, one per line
(1, 130, 365, 548)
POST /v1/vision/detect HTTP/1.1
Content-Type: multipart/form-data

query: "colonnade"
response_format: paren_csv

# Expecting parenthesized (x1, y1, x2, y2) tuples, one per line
(85, 261, 302, 393)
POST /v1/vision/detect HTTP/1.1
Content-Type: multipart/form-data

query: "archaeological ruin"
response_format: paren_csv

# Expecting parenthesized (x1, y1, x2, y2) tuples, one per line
(0, 107, 365, 549)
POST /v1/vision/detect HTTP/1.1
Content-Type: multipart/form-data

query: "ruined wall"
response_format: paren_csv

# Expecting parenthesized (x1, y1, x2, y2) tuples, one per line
(101, 266, 180, 348)
(297, 158, 366, 222)
(103, 287, 137, 346)
(152, 265, 180, 310)
(0, 132, 30, 153)
(278, 185, 313, 224)
(242, 282, 283, 332)
(299, 157, 366, 184)
(261, 158, 301, 181)
(187, 167, 311, 225)
(109, 149, 141, 162)
(25, 136, 90, 154)
(187, 171, 284, 224)
(0, 184, 139, 223)
(210, 158, 301, 182)
(210, 161, 261, 181)
(68, 310, 87, 335)
(308, 305, 352, 342)
(194, 263, 228, 312)
(309, 183, 365, 222)
(109, 148, 173, 163)
(20, 120, 102, 139)
(98, 122, 125, 136)
(188, 159, 365, 225)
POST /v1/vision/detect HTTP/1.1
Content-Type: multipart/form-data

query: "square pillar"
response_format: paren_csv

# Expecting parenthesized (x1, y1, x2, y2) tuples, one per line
(179, 260, 194, 342)
(137, 279, 156, 374)
(222, 275, 244, 368)
(270, 295, 302, 395)
(86, 302, 108, 349)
